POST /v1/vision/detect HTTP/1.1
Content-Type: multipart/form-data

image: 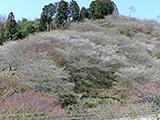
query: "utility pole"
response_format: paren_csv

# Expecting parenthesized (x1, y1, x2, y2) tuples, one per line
(129, 6, 136, 17)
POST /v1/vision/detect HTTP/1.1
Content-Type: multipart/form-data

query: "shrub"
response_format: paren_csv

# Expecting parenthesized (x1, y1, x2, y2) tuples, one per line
(115, 65, 153, 87)
(0, 91, 65, 117)
(59, 94, 77, 107)
(69, 65, 115, 93)
(12, 30, 28, 40)
(120, 30, 135, 38)
(80, 7, 89, 20)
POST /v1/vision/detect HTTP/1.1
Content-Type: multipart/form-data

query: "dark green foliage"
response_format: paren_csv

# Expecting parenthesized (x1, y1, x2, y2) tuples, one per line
(80, 7, 89, 20)
(12, 30, 27, 40)
(16, 20, 38, 39)
(69, 0, 80, 21)
(0, 0, 119, 43)
(39, 15, 47, 31)
(38, 0, 118, 28)
(0, 14, 40, 42)
(0, 30, 5, 44)
(89, 1, 98, 19)
(120, 30, 135, 38)
(22, 22, 37, 33)
(25, 25, 36, 34)
(7, 12, 15, 21)
(19, 21, 34, 33)
(4, 12, 19, 40)
(55, 0, 69, 28)
(68, 65, 116, 94)
(40, 3, 57, 31)
(60, 94, 77, 107)
(99, 0, 115, 16)
(89, 0, 115, 20)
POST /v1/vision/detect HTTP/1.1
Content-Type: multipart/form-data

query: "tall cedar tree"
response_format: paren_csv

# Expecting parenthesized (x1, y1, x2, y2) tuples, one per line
(80, 7, 89, 20)
(4, 12, 19, 40)
(55, 0, 69, 28)
(40, 3, 56, 31)
(89, 1, 99, 19)
(69, 0, 80, 21)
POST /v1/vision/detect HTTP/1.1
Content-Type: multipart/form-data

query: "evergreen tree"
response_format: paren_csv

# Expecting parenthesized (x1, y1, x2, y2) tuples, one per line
(89, 0, 115, 20)
(80, 7, 89, 20)
(4, 12, 19, 40)
(40, 3, 57, 31)
(69, 0, 80, 21)
(89, 1, 101, 19)
(39, 15, 47, 31)
(7, 12, 15, 21)
(55, 0, 69, 28)
(100, 0, 115, 16)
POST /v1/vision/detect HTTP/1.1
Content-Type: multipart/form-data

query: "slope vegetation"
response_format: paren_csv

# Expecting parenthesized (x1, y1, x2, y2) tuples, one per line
(0, 15, 160, 119)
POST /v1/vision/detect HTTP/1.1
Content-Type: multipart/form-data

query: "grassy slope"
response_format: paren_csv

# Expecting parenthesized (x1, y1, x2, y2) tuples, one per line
(0, 15, 160, 119)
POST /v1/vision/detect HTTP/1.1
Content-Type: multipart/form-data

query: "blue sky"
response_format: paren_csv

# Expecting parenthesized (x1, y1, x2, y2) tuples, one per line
(115, 0, 160, 20)
(0, 0, 160, 20)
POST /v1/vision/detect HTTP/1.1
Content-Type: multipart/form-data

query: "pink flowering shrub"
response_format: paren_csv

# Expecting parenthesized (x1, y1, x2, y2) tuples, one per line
(0, 91, 64, 117)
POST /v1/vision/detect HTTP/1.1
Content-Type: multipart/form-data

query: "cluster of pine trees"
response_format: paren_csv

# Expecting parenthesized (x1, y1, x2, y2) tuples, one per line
(0, 13, 39, 44)
(0, 0, 118, 44)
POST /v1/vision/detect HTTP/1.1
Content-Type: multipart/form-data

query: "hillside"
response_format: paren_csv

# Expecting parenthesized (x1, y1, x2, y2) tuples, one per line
(0, 15, 160, 119)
